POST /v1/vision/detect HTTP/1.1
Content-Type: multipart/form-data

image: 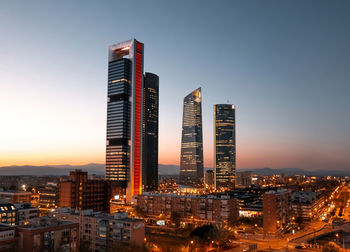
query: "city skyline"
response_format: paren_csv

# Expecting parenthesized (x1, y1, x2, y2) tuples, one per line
(1, 1, 350, 171)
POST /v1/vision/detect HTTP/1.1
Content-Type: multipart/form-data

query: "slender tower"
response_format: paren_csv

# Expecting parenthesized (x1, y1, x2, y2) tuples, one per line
(142, 72, 159, 191)
(180, 88, 204, 186)
(214, 104, 236, 188)
(106, 39, 144, 201)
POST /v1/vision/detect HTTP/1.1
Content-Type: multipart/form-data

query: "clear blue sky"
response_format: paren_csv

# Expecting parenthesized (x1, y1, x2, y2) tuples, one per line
(0, 1, 349, 170)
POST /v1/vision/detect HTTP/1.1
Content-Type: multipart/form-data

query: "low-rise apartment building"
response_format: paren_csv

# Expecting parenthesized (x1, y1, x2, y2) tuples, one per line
(0, 224, 15, 251)
(59, 170, 110, 212)
(51, 207, 145, 251)
(15, 203, 39, 225)
(15, 216, 79, 252)
(0, 191, 32, 204)
(135, 192, 238, 225)
(291, 191, 324, 221)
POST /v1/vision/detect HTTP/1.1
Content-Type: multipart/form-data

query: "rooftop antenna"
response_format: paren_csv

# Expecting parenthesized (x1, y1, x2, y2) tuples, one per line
(227, 100, 230, 104)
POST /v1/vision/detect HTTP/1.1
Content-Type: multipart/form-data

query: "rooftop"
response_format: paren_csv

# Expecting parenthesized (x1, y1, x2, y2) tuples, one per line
(18, 216, 75, 230)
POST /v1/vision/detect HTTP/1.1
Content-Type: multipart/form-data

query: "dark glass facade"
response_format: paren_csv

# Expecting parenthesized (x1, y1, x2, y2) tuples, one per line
(214, 104, 236, 188)
(180, 88, 204, 185)
(142, 72, 159, 191)
(106, 58, 132, 188)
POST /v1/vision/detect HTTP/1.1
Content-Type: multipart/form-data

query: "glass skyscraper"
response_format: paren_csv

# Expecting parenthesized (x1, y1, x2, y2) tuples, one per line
(180, 88, 204, 185)
(214, 104, 236, 188)
(142, 72, 159, 191)
(106, 39, 144, 201)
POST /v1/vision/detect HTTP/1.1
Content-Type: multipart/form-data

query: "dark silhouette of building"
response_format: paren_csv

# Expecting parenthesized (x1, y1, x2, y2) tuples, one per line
(180, 88, 204, 185)
(214, 104, 236, 188)
(142, 72, 159, 191)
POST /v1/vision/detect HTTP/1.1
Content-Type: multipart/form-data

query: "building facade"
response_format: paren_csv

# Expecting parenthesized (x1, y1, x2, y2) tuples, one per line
(15, 203, 39, 225)
(59, 170, 110, 212)
(180, 88, 204, 186)
(0, 203, 16, 226)
(0, 191, 32, 204)
(135, 192, 238, 225)
(38, 183, 59, 216)
(236, 171, 252, 187)
(142, 72, 159, 191)
(15, 217, 79, 252)
(263, 189, 292, 234)
(106, 39, 145, 202)
(291, 191, 324, 221)
(52, 208, 145, 251)
(214, 104, 236, 188)
(0, 224, 15, 251)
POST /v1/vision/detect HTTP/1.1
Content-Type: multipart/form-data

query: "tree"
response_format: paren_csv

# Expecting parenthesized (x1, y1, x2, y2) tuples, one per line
(322, 242, 341, 252)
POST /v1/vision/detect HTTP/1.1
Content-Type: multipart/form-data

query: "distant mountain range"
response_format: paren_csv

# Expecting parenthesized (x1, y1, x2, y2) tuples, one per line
(239, 167, 350, 177)
(0, 163, 105, 176)
(0, 164, 349, 177)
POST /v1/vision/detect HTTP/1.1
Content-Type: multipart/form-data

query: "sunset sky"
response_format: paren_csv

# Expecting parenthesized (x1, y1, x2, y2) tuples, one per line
(1, 1, 349, 170)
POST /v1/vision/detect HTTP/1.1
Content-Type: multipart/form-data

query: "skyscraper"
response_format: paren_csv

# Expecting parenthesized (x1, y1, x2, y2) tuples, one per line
(142, 72, 159, 191)
(214, 104, 236, 188)
(106, 39, 144, 201)
(180, 88, 204, 185)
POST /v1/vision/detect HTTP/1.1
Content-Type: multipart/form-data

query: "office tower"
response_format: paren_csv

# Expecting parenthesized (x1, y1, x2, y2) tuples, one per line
(180, 88, 204, 185)
(106, 39, 144, 201)
(142, 72, 159, 191)
(214, 104, 236, 188)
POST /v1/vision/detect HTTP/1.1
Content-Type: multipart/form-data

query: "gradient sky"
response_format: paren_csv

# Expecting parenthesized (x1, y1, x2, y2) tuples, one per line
(1, 1, 349, 170)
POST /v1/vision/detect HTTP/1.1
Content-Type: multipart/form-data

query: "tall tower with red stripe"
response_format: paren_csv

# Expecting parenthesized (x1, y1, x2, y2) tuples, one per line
(106, 39, 144, 202)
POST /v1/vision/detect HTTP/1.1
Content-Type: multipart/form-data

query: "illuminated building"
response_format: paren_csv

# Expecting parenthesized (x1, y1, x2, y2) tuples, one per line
(263, 189, 292, 234)
(0, 203, 16, 226)
(52, 208, 145, 251)
(180, 88, 204, 185)
(59, 170, 110, 212)
(142, 72, 159, 191)
(106, 39, 144, 201)
(214, 104, 236, 188)
(38, 183, 59, 216)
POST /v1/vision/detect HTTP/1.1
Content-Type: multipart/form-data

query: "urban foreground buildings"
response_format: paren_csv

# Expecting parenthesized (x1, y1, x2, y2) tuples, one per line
(52, 208, 145, 251)
(15, 217, 79, 252)
(214, 104, 236, 188)
(180, 88, 204, 186)
(135, 192, 238, 225)
(106, 39, 158, 200)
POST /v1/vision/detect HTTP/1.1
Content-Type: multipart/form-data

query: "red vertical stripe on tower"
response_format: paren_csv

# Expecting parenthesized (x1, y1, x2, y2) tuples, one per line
(134, 42, 143, 195)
